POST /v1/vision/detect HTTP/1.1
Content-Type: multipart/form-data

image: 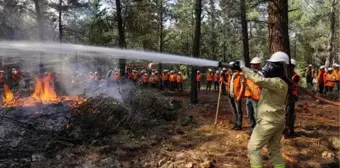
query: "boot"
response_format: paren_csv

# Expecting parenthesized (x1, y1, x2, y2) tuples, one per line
(231, 125, 237, 130)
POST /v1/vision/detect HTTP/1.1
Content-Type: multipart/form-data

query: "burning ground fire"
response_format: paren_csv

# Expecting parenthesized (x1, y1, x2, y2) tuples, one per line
(2, 73, 86, 107)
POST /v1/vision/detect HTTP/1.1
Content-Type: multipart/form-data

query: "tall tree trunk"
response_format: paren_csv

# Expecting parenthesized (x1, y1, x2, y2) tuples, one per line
(240, 0, 250, 67)
(209, 0, 217, 60)
(325, 0, 337, 67)
(190, 0, 202, 104)
(268, 0, 290, 55)
(116, 0, 126, 76)
(33, 0, 44, 40)
(268, 0, 291, 137)
(59, 0, 62, 42)
(158, 0, 164, 73)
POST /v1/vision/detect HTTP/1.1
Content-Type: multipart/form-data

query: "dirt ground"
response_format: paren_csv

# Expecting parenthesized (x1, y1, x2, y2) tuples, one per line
(29, 91, 340, 168)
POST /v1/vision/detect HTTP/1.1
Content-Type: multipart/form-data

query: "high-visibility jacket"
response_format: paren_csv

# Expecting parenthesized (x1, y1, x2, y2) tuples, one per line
(317, 70, 325, 83)
(177, 75, 183, 83)
(228, 72, 245, 99)
(324, 73, 336, 87)
(162, 73, 169, 81)
(206, 72, 213, 81)
(142, 75, 148, 83)
(128, 72, 132, 79)
(291, 72, 301, 96)
(169, 74, 176, 82)
(214, 73, 220, 82)
(196, 74, 201, 82)
(333, 69, 340, 81)
(245, 79, 261, 100)
(305, 68, 315, 78)
(150, 75, 158, 83)
(113, 73, 120, 80)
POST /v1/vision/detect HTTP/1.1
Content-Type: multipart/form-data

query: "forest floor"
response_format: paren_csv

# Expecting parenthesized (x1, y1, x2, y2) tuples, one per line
(29, 90, 340, 168)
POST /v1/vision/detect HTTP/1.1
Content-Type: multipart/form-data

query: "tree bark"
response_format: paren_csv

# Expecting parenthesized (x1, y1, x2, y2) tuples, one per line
(116, 0, 127, 76)
(190, 0, 202, 104)
(33, 0, 44, 40)
(268, 0, 291, 137)
(158, 0, 164, 73)
(325, 0, 337, 67)
(240, 0, 250, 67)
(209, 0, 217, 60)
(59, 0, 62, 42)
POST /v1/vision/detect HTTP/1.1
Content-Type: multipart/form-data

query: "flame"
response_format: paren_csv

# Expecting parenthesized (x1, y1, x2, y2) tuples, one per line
(3, 84, 14, 106)
(31, 73, 57, 103)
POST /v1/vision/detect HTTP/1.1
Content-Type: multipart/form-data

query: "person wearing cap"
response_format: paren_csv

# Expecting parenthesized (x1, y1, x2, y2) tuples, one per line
(332, 64, 340, 91)
(244, 57, 262, 133)
(196, 71, 201, 91)
(286, 59, 301, 137)
(305, 64, 315, 89)
(227, 61, 246, 130)
(206, 69, 213, 92)
(213, 70, 220, 91)
(230, 51, 290, 168)
(324, 67, 336, 94)
(317, 66, 326, 94)
(176, 72, 183, 91)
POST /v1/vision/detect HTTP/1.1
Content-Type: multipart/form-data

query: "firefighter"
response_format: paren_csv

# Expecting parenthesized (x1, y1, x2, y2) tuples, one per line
(305, 64, 315, 89)
(220, 68, 228, 95)
(333, 64, 340, 91)
(324, 67, 336, 94)
(205, 69, 213, 92)
(196, 70, 201, 91)
(245, 57, 262, 133)
(89, 72, 95, 80)
(228, 62, 245, 130)
(162, 70, 169, 89)
(113, 71, 120, 83)
(150, 71, 159, 88)
(286, 59, 301, 137)
(214, 70, 220, 91)
(141, 72, 148, 88)
(317, 66, 326, 94)
(169, 71, 177, 91)
(230, 51, 290, 168)
(11, 68, 21, 90)
(94, 71, 100, 81)
(177, 72, 183, 91)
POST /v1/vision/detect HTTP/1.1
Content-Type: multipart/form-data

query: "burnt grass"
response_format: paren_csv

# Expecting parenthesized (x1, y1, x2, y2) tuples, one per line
(0, 90, 339, 168)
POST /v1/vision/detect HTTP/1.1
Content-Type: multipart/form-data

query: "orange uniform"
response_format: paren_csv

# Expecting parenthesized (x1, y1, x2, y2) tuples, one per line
(162, 72, 169, 81)
(214, 73, 220, 82)
(196, 73, 201, 82)
(176, 74, 183, 83)
(245, 79, 261, 100)
(128, 72, 132, 79)
(228, 72, 245, 101)
(132, 72, 138, 80)
(305, 68, 315, 78)
(291, 72, 301, 96)
(169, 74, 176, 82)
(324, 73, 336, 87)
(333, 69, 340, 81)
(206, 72, 213, 81)
(317, 69, 326, 83)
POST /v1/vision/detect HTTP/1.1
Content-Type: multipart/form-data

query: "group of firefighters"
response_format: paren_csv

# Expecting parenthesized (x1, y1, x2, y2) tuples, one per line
(305, 63, 340, 94)
(127, 69, 184, 90)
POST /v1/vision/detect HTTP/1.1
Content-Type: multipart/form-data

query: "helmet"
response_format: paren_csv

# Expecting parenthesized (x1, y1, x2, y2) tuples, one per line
(308, 64, 312, 67)
(178, 72, 182, 74)
(208, 69, 212, 72)
(320, 66, 325, 69)
(197, 70, 200, 73)
(250, 57, 262, 64)
(95, 71, 98, 74)
(328, 67, 333, 71)
(335, 64, 340, 68)
(222, 68, 226, 71)
(333, 63, 339, 67)
(216, 70, 219, 73)
(267, 51, 289, 64)
(155, 71, 158, 74)
(290, 59, 296, 65)
(229, 61, 235, 66)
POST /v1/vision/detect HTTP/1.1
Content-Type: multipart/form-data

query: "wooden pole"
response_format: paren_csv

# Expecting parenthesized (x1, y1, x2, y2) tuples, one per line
(214, 80, 223, 126)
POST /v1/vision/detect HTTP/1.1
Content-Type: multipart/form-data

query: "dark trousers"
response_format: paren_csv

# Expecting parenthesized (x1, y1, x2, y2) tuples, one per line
(246, 98, 258, 129)
(286, 95, 297, 135)
(197, 82, 201, 91)
(214, 81, 219, 91)
(318, 82, 324, 94)
(170, 81, 176, 90)
(229, 96, 242, 128)
(151, 83, 157, 88)
(177, 82, 183, 91)
(324, 86, 334, 93)
(336, 81, 340, 91)
(206, 80, 212, 91)
(163, 80, 169, 89)
(221, 84, 226, 95)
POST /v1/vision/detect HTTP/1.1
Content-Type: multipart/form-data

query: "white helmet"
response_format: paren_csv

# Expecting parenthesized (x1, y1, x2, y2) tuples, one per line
(197, 70, 200, 73)
(222, 68, 226, 71)
(290, 59, 296, 65)
(335, 64, 340, 68)
(178, 72, 182, 74)
(95, 71, 98, 74)
(208, 69, 212, 72)
(333, 63, 339, 67)
(328, 67, 333, 71)
(308, 64, 312, 67)
(229, 61, 235, 66)
(320, 65, 325, 69)
(250, 57, 262, 64)
(216, 70, 219, 73)
(267, 51, 289, 64)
